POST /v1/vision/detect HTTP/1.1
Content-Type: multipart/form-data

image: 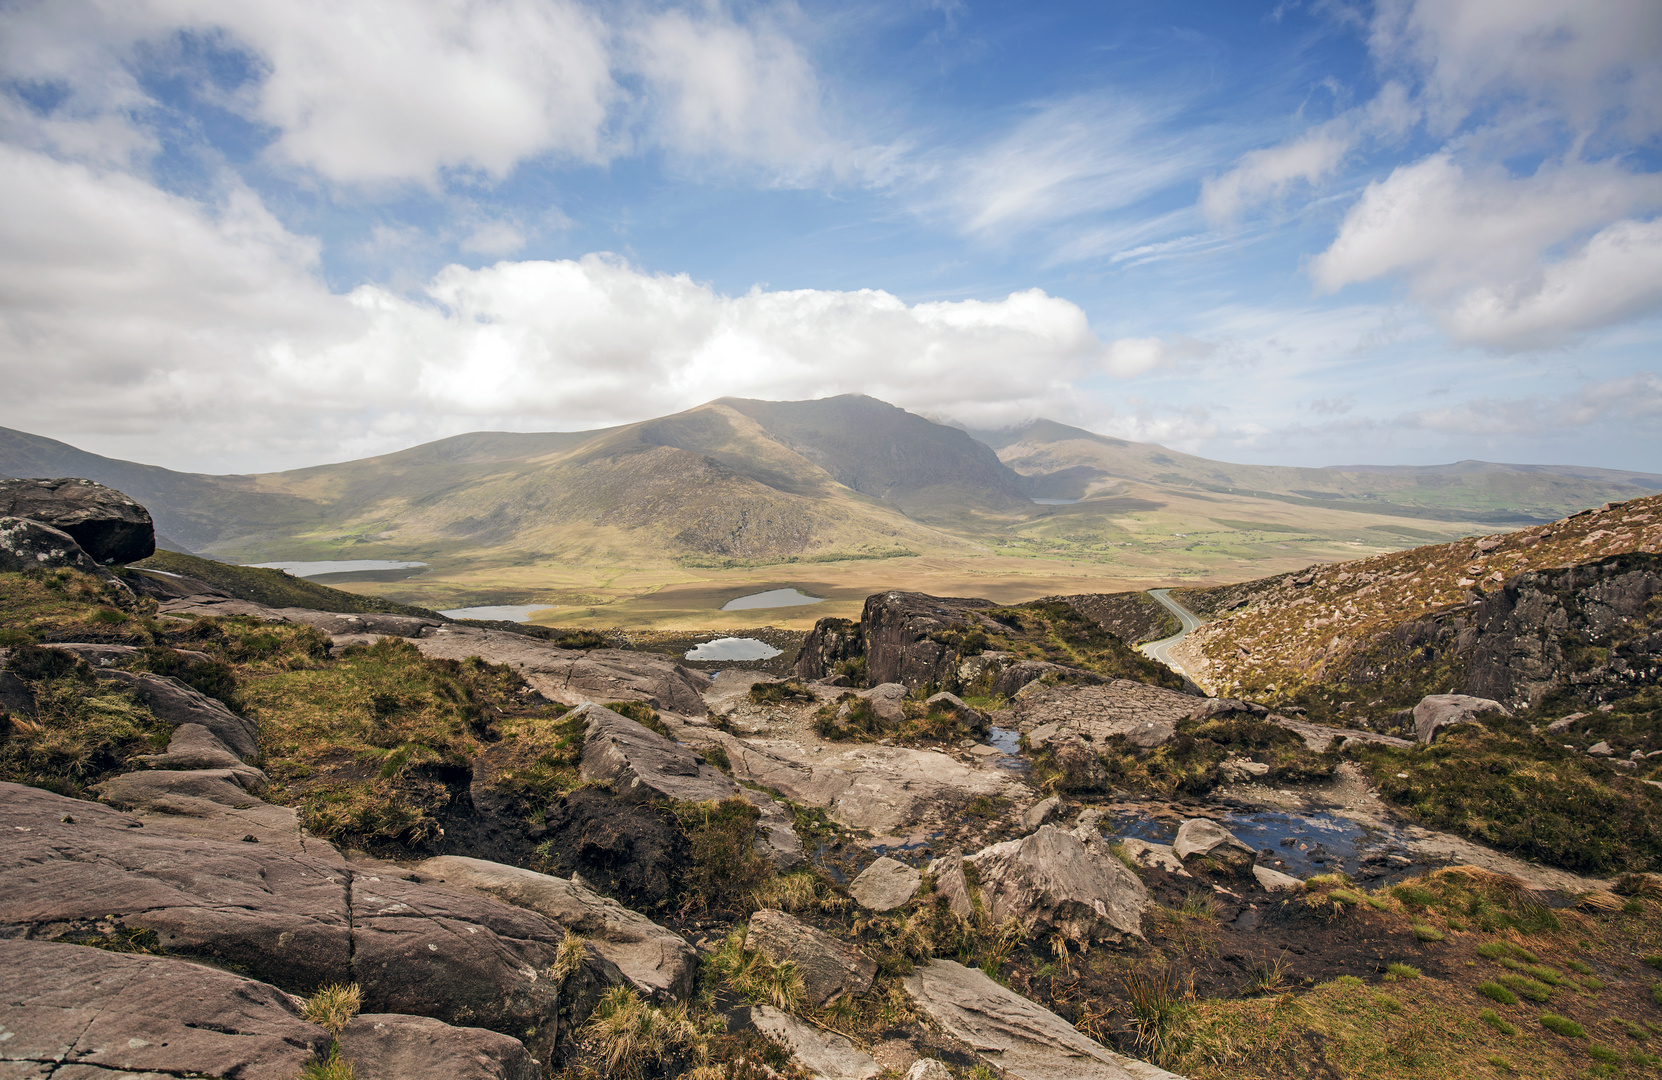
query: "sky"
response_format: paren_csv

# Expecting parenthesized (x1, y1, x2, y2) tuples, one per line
(1, 0, 1659, 475)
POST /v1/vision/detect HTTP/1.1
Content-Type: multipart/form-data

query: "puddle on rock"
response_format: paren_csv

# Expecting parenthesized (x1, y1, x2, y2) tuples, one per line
(721, 588, 825, 611)
(986, 727, 1031, 772)
(1110, 807, 1427, 882)
(684, 637, 783, 661)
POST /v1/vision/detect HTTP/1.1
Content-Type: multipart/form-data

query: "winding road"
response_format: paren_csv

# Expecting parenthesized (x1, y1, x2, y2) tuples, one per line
(1138, 588, 1203, 680)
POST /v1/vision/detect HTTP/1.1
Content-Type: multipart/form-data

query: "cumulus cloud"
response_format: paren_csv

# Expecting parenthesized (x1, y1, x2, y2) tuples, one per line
(1311, 153, 1662, 345)
(0, 145, 1111, 470)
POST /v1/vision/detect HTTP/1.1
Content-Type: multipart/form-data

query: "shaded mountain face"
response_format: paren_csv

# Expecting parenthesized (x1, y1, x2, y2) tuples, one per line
(979, 419, 1662, 525)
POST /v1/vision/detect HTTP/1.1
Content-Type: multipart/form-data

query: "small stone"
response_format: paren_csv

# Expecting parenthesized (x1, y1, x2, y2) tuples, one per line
(905, 1060, 954, 1080)
(1588, 741, 1613, 756)
(1022, 795, 1062, 831)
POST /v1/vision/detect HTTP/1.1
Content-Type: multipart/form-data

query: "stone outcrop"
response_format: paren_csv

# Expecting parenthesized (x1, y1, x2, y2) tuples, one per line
(578, 702, 739, 804)
(991, 659, 1104, 698)
(850, 856, 921, 911)
(1014, 679, 1204, 750)
(925, 849, 975, 919)
(336, 1014, 540, 1080)
(1252, 865, 1304, 892)
(0, 477, 155, 564)
(746, 909, 877, 1006)
(0, 517, 110, 576)
(1413, 693, 1510, 743)
(963, 825, 1147, 945)
(795, 616, 863, 682)
(415, 855, 697, 1001)
(860, 591, 996, 688)
(413, 626, 710, 714)
(1022, 794, 1062, 831)
(902, 959, 1183, 1080)
(279, 608, 442, 638)
(93, 667, 260, 760)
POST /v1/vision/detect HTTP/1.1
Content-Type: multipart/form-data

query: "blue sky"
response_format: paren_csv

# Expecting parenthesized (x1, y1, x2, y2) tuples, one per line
(1, 0, 1658, 474)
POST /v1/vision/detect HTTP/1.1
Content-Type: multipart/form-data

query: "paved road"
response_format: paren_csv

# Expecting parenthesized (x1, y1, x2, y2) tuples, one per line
(1138, 588, 1203, 678)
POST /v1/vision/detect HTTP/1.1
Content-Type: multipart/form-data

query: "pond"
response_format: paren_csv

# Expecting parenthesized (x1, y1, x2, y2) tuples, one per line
(246, 559, 428, 578)
(440, 605, 552, 622)
(1109, 807, 1424, 881)
(1030, 498, 1081, 505)
(721, 588, 825, 611)
(684, 637, 783, 661)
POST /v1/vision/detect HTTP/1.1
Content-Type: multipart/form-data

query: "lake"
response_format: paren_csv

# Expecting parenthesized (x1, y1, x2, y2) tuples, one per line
(684, 637, 783, 660)
(721, 588, 825, 611)
(1030, 498, 1081, 505)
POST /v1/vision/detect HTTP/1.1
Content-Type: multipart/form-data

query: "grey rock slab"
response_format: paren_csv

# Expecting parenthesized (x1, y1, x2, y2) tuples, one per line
(1253, 865, 1305, 892)
(41, 642, 213, 667)
(1273, 715, 1411, 752)
(993, 660, 1104, 699)
(1016, 680, 1202, 750)
(276, 609, 441, 637)
(1022, 795, 1062, 831)
(747, 909, 877, 1006)
(851, 856, 921, 911)
(0, 939, 328, 1079)
(854, 682, 909, 724)
(577, 702, 739, 805)
(157, 594, 291, 621)
(337, 1014, 539, 1080)
(412, 627, 710, 714)
(1588, 741, 1613, 756)
(93, 668, 259, 760)
(902, 959, 1184, 1080)
(94, 767, 319, 857)
(1545, 712, 1587, 733)
(135, 721, 250, 772)
(0, 517, 108, 576)
(1413, 694, 1510, 744)
(0, 478, 155, 564)
(906, 1061, 955, 1080)
(1173, 819, 1254, 865)
(1118, 838, 1187, 876)
(964, 825, 1147, 945)
(749, 1006, 881, 1080)
(741, 786, 807, 870)
(415, 855, 696, 1001)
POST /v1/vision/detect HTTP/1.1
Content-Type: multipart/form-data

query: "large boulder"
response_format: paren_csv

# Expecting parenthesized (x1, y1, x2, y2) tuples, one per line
(747, 909, 877, 1006)
(860, 591, 996, 689)
(963, 825, 1147, 945)
(991, 659, 1103, 698)
(850, 856, 921, 911)
(0, 477, 155, 564)
(0, 516, 108, 575)
(412, 626, 710, 714)
(577, 702, 741, 804)
(416, 855, 698, 1001)
(336, 1014, 540, 1080)
(902, 959, 1182, 1080)
(1413, 694, 1510, 743)
(1173, 817, 1254, 877)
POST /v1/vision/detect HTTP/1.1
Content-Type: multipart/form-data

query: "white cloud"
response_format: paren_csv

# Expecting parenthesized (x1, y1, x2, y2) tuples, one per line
(1201, 132, 1351, 223)
(1101, 336, 1215, 378)
(0, 145, 1112, 470)
(1311, 153, 1662, 344)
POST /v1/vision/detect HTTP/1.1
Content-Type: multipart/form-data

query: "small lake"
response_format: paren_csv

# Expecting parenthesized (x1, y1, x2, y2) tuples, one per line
(684, 637, 783, 661)
(441, 605, 552, 622)
(1030, 498, 1081, 505)
(246, 559, 428, 578)
(1110, 807, 1423, 880)
(721, 588, 825, 611)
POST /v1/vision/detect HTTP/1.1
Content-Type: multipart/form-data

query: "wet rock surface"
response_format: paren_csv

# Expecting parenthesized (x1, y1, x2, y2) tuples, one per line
(0, 477, 155, 564)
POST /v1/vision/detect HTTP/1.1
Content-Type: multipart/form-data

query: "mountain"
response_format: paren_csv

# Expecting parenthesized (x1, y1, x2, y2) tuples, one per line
(973, 418, 1662, 523)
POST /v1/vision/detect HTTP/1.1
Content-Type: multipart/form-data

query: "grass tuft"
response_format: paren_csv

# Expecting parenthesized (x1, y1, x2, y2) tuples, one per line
(1384, 962, 1421, 980)
(1479, 1008, 1518, 1035)
(1539, 1013, 1586, 1038)
(1411, 922, 1445, 942)
(1477, 981, 1520, 1006)
(300, 983, 361, 1036)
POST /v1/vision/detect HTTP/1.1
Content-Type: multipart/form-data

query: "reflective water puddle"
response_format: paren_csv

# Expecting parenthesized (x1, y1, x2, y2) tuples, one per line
(684, 637, 783, 661)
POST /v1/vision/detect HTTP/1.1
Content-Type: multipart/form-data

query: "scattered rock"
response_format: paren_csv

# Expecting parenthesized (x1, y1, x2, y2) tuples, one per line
(1023, 794, 1062, 831)
(1220, 758, 1270, 782)
(925, 690, 988, 729)
(0, 478, 155, 564)
(741, 786, 807, 870)
(1412, 694, 1510, 744)
(850, 682, 909, 725)
(1252, 865, 1304, 892)
(1117, 838, 1187, 876)
(906, 1060, 955, 1080)
(1588, 741, 1613, 756)
(1183, 698, 1268, 721)
(748, 1005, 881, 1080)
(965, 825, 1147, 945)
(0, 516, 109, 576)
(1173, 818, 1254, 873)
(1016, 679, 1202, 750)
(991, 659, 1104, 698)
(746, 909, 876, 1006)
(850, 856, 921, 911)
(415, 855, 697, 1001)
(1042, 736, 1108, 793)
(902, 959, 1181, 1080)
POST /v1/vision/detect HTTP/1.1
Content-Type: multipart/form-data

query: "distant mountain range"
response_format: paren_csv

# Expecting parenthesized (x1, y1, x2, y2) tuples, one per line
(3, 395, 1658, 577)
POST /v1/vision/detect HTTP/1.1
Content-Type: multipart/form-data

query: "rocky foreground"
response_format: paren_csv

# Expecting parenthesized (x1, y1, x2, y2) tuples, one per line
(3, 479, 1661, 1079)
